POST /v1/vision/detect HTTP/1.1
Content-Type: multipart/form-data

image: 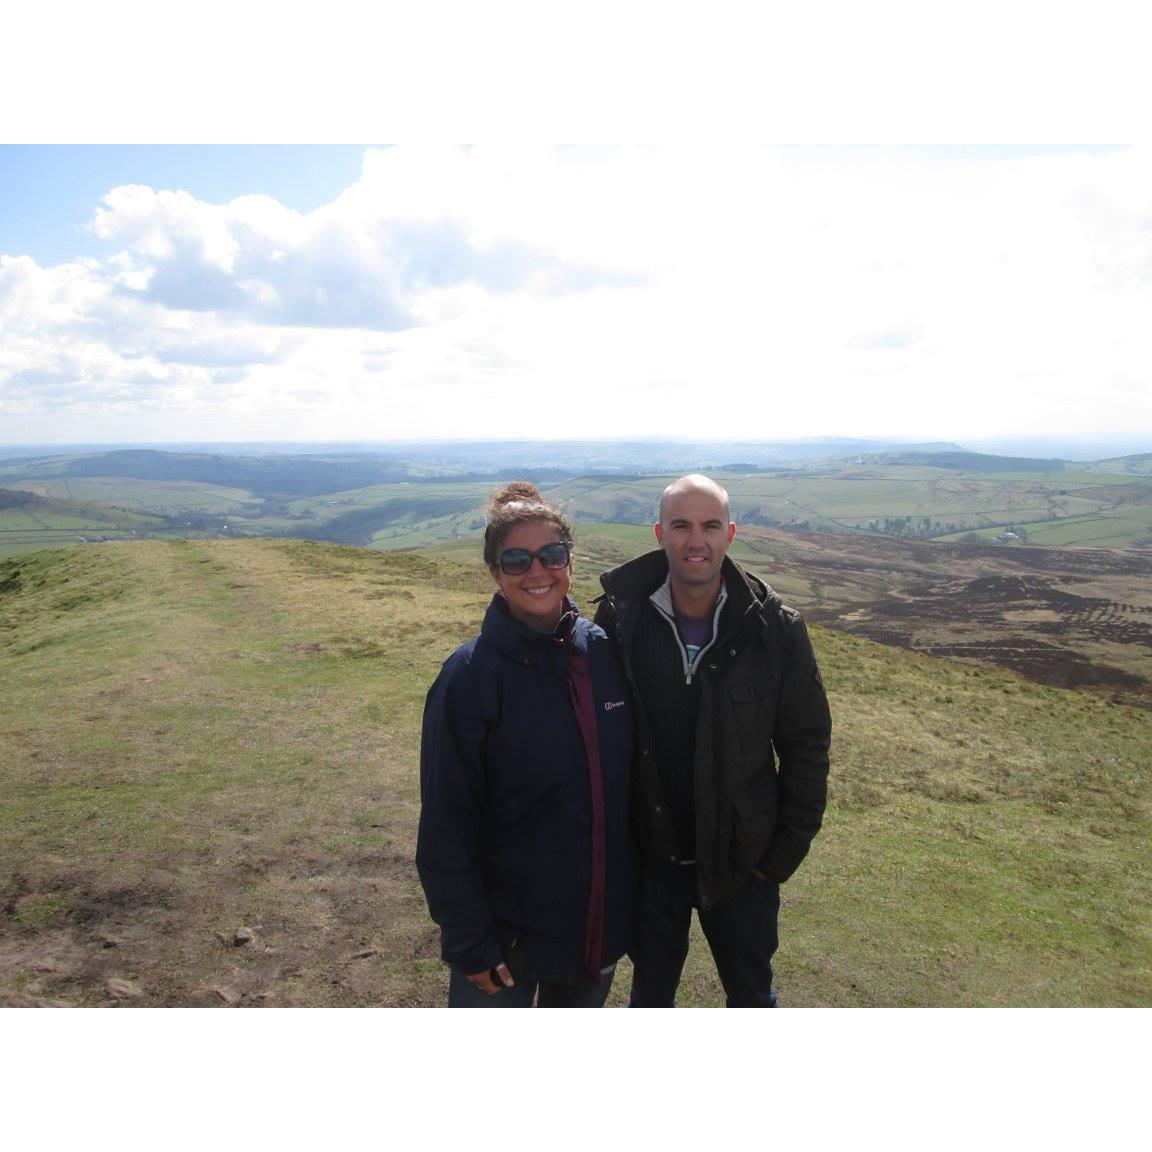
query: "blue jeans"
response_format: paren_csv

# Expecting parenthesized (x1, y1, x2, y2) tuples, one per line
(628, 862, 780, 1007)
(448, 965, 616, 1008)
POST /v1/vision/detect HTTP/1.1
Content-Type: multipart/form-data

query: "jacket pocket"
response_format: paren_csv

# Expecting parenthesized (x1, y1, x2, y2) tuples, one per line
(723, 678, 775, 774)
(729, 777, 778, 874)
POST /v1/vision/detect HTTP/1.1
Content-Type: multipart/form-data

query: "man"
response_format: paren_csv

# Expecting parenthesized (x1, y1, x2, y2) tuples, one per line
(594, 474, 831, 1007)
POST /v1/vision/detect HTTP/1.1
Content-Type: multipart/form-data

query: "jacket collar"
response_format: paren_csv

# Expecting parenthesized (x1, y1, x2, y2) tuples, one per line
(480, 592, 584, 665)
(598, 549, 778, 619)
(649, 570, 728, 623)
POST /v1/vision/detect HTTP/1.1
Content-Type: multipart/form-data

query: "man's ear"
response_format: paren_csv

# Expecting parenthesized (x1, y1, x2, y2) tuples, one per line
(654, 522, 664, 545)
(727, 522, 736, 544)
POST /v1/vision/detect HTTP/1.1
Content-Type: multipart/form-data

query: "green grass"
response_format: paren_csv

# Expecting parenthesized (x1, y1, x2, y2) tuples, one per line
(5, 477, 256, 513)
(1010, 507, 1152, 548)
(2, 539, 1149, 1006)
(0, 495, 168, 557)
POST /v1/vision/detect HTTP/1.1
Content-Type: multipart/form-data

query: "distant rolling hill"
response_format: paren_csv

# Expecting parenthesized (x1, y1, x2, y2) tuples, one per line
(0, 440, 1012, 492)
(0, 488, 39, 511)
(1, 445, 1150, 556)
(0, 449, 419, 498)
(1093, 452, 1152, 476)
(859, 451, 1068, 472)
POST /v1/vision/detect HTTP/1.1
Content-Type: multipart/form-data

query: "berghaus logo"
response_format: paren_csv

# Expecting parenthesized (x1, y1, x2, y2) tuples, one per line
(603, 700, 627, 711)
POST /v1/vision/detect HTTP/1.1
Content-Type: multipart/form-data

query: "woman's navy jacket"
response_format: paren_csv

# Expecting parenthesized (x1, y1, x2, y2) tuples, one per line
(417, 594, 633, 983)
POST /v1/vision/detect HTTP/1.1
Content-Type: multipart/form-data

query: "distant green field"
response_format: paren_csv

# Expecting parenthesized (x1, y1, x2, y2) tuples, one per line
(8, 477, 256, 514)
(997, 507, 1152, 548)
(249, 481, 495, 546)
(1, 508, 92, 532)
(0, 528, 92, 558)
(937, 503, 1152, 548)
(709, 469, 1145, 534)
(283, 481, 495, 519)
(4, 461, 1150, 557)
(541, 468, 1152, 547)
(0, 499, 168, 558)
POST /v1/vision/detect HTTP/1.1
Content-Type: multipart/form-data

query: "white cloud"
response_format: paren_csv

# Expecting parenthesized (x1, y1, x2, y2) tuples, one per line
(2, 145, 1151, 446)
(0, 254, 108, 331)
(81, 154, 625, 331)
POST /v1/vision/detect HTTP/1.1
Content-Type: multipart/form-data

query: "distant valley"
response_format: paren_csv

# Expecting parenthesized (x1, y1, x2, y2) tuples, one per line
(2, 440, 1150, 558)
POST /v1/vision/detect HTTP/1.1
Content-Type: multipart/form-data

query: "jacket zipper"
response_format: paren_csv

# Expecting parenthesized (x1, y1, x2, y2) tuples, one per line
(648, 586, 727, 684)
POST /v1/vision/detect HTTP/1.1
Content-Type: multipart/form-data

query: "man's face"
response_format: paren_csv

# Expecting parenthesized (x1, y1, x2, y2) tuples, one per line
(654, 485, 736, 598)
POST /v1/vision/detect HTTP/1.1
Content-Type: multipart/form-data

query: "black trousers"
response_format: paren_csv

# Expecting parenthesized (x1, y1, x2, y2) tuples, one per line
(628, 862, 780, 1007)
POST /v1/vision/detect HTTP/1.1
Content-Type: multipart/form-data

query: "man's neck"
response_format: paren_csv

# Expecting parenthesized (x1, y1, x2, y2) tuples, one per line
(668, 578, 722, 619)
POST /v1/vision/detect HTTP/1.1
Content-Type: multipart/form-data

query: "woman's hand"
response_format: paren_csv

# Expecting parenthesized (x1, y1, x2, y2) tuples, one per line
(466, 962, 514, 996)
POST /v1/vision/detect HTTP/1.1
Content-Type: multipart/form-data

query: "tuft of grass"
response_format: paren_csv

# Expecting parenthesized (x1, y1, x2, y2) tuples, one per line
(12, 892, 72, 931)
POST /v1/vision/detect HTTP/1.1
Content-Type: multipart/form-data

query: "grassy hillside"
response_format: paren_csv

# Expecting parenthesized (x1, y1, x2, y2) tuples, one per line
(1, 540, 1149, 1006)
(4, 476, 256, 515)
(0, 487, 170, 558)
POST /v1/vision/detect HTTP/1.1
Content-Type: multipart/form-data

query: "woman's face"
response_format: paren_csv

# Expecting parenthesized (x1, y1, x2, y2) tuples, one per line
(489, 520, 573, 632)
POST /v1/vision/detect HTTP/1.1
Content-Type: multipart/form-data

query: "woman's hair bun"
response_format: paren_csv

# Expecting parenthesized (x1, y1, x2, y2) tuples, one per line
(491, 480, 543, 509)
(482, 481, 573, 565)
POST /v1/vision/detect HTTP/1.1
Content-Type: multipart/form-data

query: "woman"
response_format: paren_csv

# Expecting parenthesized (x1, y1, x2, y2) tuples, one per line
(416, 482, 633, 1007)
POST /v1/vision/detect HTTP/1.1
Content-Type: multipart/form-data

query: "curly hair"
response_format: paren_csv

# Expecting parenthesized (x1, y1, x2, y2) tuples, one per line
(482, 481, 573, 566)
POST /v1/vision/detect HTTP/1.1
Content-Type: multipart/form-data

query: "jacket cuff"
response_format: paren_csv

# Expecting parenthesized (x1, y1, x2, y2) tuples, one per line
(757, 847, 800, 886)
(447, 934, 504, 977)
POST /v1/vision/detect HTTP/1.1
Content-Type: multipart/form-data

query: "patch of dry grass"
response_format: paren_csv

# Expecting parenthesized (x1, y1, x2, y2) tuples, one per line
(1, 539, 489, 1006)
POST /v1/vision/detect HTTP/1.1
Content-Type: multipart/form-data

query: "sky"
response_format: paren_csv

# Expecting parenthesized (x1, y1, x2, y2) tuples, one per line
(2, 143, 1151, 450)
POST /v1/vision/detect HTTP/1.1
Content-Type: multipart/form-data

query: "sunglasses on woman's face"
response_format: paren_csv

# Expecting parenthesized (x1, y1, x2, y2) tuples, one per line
(496, 542, 572, 575)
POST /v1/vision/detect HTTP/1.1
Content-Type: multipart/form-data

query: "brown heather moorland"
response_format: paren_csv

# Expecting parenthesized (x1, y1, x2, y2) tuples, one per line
(732, 526, 1152, 706)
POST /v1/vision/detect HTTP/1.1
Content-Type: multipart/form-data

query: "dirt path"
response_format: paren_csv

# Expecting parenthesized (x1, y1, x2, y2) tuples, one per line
(1, 540, 467, 1006)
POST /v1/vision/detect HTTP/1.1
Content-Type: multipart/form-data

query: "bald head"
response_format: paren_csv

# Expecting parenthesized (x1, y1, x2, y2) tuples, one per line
(654, 473, 736, 609)
(658, 474, 731, 525)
